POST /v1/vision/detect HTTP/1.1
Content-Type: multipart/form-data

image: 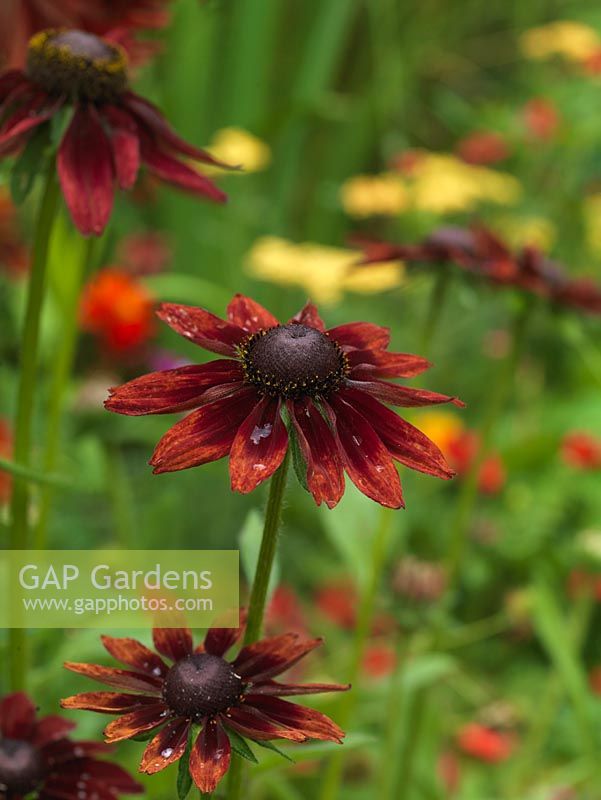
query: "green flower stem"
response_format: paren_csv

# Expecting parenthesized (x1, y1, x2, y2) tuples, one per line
(8, 167, 59, 692)
(444, 298, 533, 589)
(318, 506, 395, 800)
(419, 269, 452, 355)
(226, 451, 290, 800)
(34, 235, 94, 549)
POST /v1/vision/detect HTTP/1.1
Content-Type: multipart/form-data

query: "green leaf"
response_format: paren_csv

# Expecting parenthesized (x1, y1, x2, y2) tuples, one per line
(131, 730, 157, 742)
(49, 105, 73, 146)
(177, 725, 197, 800)
(0, 456, 72, 489)
(224, 727, 259, 763)
(253, 738, 295, 763)
(254, 732, 375, 773)
(10, 129, 50, 205)
(239, 509, 280, 599)
(280, 406, 308, 492)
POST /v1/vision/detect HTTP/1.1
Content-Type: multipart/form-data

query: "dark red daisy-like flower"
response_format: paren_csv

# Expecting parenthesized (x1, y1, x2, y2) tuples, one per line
(0, 691, 143, 800)
(61, 618, 349, 794)
(358, 226, 601, 316)
(0, 28, 230, 236)
(0, 0, 171, 69)
(104, 294, 462, 509)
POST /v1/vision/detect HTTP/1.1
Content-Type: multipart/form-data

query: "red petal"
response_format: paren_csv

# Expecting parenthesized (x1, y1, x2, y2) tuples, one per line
(327, 322, 390, 351)
(139, 131, 227, 203)
(343, 387, 454, 479)
(233, 634, 322, 681)
(0, 70, 28, 101)
(287, 398, 344, 509)
(31, 715, 75, 747)
(103, 704, 170, 743)
(57, 758, 143, 793)
(152, 627, 193, 662)
(124, 92, 233, 168)
(0, 692, 36, 739)
(105, 361, 245, 416)
(103, 105, 140, 190)
(290, 302, 326, 331)
(61, 692, 160, 714)
(229, 397, 288, 494)
(250, 680, 350, 697)
(140, 718, 191, 774)
(350, 379, 464, 408)
(101, 635, 168, 678)
(0, 93, 63, 156)
(245, 696, 344, 743)
(57, 106, 115, 236)
(326, 393, 404, 509)
(149, 388, 258, 474)
(156, 303, 246, 355)
(63, 662, 163, 693)
(227, 294, 279, 332)
(347, 349, 431, 379)
(225, 706, 306, 742)
(203, 608, 247, 657)
(189, 720, 231, 793)
(42, 740, 109, 766)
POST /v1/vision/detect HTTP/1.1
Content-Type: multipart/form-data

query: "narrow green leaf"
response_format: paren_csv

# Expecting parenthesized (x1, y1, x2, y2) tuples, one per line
(0, 456, 71, 489)
(177, 725, 197, 800)
(224, 727, 259, 764)
(253, 738, 295, 763)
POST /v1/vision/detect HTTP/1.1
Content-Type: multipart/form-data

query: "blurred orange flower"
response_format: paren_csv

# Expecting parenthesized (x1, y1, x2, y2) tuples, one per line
(0, 419, 13, 505)
(561, 432, 601, 470)
(118, 231, 172, 277)
(589, 666, 601, 695)
(566, 570, 601, 602)
(315, 579, 357, 630)
(266, 584, 308, 636)
(456, 723, 514, 763)
(80, 269, 155, 353)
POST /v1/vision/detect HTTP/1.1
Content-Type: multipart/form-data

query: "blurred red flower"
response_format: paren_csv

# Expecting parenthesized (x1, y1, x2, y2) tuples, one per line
(362, 642, 397, 679)
(523, 97, 560, 141)
(0, 189, 29, 278)
(589, 666, 601, 695)
(456, 131, 510, 165)
(0, 29, 230, 236)
(561, 432, 601, 470)
(0, 0, 172, 68)
(437, 750, 461, 795)
(80, 268, 155, 352)
(118, 230, 172, 277)
(105, 294, 461, 508)
(566, 570, 601, 601)
(62, 617, 348, 794)
(267, 584, 308, 635)
(447, 430, 506, 495)
(0, 691, 143, 799)
(315, 580, 358, 629)
(0, 418, 13, 505)
(456, 723, 513, 763)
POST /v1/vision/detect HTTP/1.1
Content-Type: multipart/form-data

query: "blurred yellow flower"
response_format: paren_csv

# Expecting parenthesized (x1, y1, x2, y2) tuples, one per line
(494, 215, 556, 250)
(246, 236, 404, 304)
(408, 154, 522, 213)
(206, 127, 271, 173)
(340, 173, 408, 218)
(584, 193, 601, 255)
(412, 410, 464, 455)
(520, 20, 600, 62)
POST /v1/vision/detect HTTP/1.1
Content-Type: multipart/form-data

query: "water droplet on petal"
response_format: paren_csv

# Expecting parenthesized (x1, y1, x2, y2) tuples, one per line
(161, 748, 174, 759)
(250, 423, 272, 445)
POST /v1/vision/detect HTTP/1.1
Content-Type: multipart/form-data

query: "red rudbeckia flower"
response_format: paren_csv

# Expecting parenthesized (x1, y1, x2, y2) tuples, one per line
(358, 226, 601, 316)
(0, 29, 230, 236)
(456, 723, 513, 763)
(0, 0, 171, 69)
(61, 618, 349, 794)
(0, 691, 143, 799)
(105, 295, 462, 509)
